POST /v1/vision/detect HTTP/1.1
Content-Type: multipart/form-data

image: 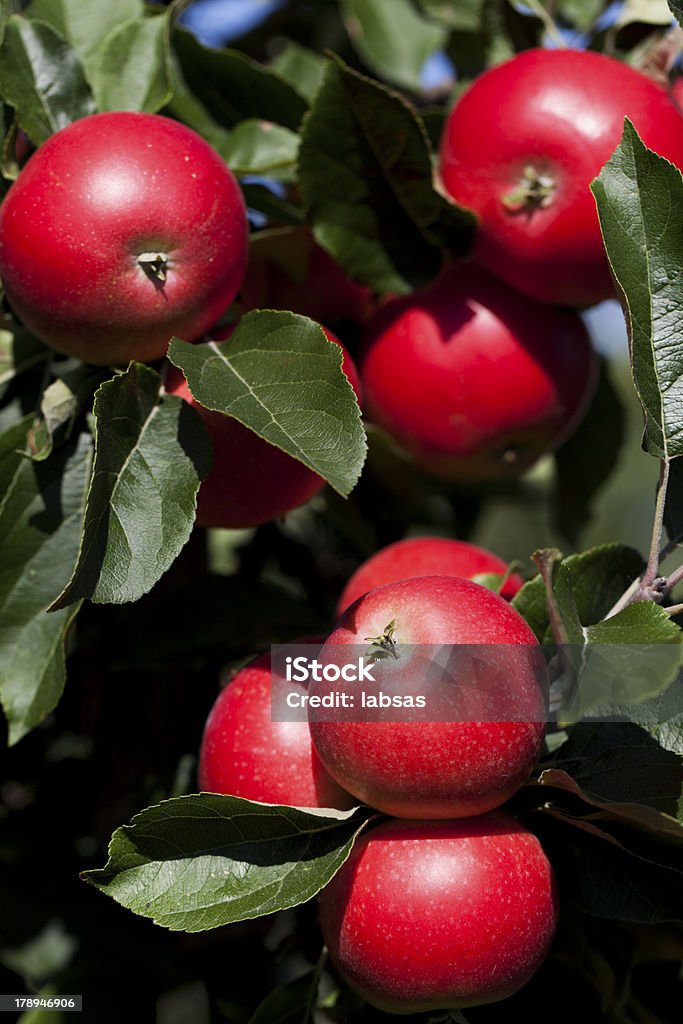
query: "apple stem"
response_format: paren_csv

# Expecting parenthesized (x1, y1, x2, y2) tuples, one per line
(137, 251, 169, 286)
(364, 619, 399, 662)
(502, 165, 556, 213)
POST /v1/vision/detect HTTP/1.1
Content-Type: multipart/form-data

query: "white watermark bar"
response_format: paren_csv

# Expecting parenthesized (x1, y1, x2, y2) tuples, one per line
(270, 643, 681, 724)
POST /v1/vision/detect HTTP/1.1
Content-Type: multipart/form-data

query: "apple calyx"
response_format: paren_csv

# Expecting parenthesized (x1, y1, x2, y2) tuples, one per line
(137, 251, 169, 285)
(502, 164, 556, 212)
(364, 619, 400, 663)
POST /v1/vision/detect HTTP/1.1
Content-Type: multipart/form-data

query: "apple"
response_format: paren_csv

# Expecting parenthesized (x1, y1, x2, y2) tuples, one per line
(0, 112, 248, 366)
(309, 575, 547, 819)
(336, 536, 524, 615)
(199, 643, 355, 809)
(165, 326, 362, 529)
(318, 814, 559, 1013)
(238, 226, 374, 325)
(359, 263, 597, 481)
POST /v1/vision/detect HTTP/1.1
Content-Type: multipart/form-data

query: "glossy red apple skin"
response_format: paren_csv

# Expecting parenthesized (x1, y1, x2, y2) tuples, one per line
(319, 814, 559, 1013)
(359, 263, 597, 481)
(0, 112, 248, 365)
(199, 646, 355, 810)
(239, 227, 374, 325)
(439, 48, 683, 307)
(165, 326, 361, 529)
(336, 536, 524, 615)
(309, 575, 547, 819)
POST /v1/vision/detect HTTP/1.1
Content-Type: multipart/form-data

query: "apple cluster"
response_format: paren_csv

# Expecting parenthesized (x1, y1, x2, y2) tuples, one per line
(199, 537, 558, 1014)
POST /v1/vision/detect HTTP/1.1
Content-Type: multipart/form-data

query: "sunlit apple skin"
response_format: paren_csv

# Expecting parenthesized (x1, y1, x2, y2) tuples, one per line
(309, 575, 547, 819)
(0, 112, 248, 365)
(438, 48, 683, 307)
(199, 646, 355, 810)
(359, 263, 597, 481)
(336, 536, 524, 615)
(165, 327, 362, 529)
(319, 814, 559, 1014)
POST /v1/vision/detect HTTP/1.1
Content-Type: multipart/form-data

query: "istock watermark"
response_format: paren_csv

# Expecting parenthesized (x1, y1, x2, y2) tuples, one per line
(270, 642, 682, 725)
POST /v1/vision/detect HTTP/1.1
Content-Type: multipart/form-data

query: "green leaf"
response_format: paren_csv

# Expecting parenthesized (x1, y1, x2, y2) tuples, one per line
(553, 720, 683, 818)
(664, 455, 683, 543)
(0, 15, 94, 145)
(670, 0, 683, 28)
(608, 675, 683, 757)
(0, 327, 48, 387)
(270, 42, 326, 103)
(525, 770, 683, 922)
(0, 422, 91, 744)
(340, 0, 448, 92)
(24, 0, 143, 76)
(553, 360, 625, 544)
(163, 47, 232, 155)
(298, 57, 474, 294)
(87, 12, 172, 114)
(50, 362, 212, 608)
(167, 312, 367, 497)
(172, 26, 307, 132)
(248, 969, 321, 1024)
(222, 118, 299, 181)
(27, 378, 78, 462)
(83, 796, 369, 932)
(418, 0, 483, 30)
(531, 548, 585, 645)
(557, 0, 605, 30)
(513, 544, 646, 642)
(558, 603, 682, 725)
(592, 120, 683, 460)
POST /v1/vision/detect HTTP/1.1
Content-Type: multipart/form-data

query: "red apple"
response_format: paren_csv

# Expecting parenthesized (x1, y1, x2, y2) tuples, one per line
(438, 48, 683, 307)
(359, 263, 597, 481)
(0, 112, 248, 365)
(309, 575, 547, 819)
(336, 536, 524, 615)
(199, 644, 355, 810)
(165, 326, 362, 529)
(319, 814, 559, 1013)
(239, 226, 374, 325)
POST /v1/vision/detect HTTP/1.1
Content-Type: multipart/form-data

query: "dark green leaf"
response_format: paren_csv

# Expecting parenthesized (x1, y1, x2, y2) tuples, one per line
(222, 118, 299, 181)
(27, 378, 78, 462)
(592, 120, 683, 460)
(418, 0, 483, 30)
(521, 770, 683, 923)
(270, 42, 326, 103)
(553, 360, 626, 544)
(513, 544, 646, 642)
(163, 47, 232, 154)
(664, 455, 683, 543)
(298, 57, 474, 294)
(0, 327, 48, 387)
(172, 27, 307, 132)
(606, 675, 683, 757)
(671, 0, 683, 28)
(553, 720, 683, 819)
(24, 0, 143, 78)
(248, 969, 321, 1024)
(84, 796, 369, 932)
(531, 548, 584, 644)
(0, 15, 94, 145)
(50, 362, 212, 608)
(557, 603, 682, 725)
(167, 312, 366, 497)
(87, 13, 172, 114)
(0, 422, 91, 744)
(340, 0, 448, 92)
